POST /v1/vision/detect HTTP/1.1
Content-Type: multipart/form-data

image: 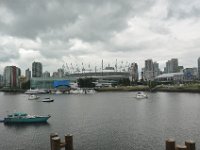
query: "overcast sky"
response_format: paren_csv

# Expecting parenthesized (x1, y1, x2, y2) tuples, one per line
(0, 0, 200, 75)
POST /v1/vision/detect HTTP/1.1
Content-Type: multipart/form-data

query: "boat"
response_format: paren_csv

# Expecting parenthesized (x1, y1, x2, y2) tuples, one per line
(55, 90, 62, 94)
(42, 97, 54, 102)
(70, 88, 84, 94)
(25, 89, 47, 94)
(3, 112, 51, 123)
(28, 94, 40, 100)
(136, 92, 148, 99)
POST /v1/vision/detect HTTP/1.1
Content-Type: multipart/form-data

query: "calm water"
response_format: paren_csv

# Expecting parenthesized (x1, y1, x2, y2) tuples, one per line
(0, 91, 200, 150)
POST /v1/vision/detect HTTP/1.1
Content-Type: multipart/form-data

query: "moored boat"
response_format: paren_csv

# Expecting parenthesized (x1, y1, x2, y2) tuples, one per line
(4, 112, 51, 123)
(42, 97, 54, 102)
(136, 92, 148, 99)
(25, 89, 47, 94)
(28, 94, 40, 100)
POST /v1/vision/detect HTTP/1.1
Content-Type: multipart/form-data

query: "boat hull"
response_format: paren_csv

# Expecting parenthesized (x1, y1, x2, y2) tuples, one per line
(4, 116, 50, 123)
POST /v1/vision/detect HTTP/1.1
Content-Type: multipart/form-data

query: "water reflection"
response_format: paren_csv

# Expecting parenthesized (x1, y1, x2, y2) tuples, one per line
(4, 122, 50, 130)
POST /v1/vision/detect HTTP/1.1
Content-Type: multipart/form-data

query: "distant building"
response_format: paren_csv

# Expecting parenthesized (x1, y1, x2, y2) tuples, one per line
(178, 66, 184, 72)
(32, 62, 42, 77)
(164, 58, 179, 73)
(52, 72, 59, 78)
(57, 68, 64, 78)
(155, 72, 184, 82)
(183, 68, 198, 81)
(43, 71, 50, 78)
(144, 59, 154, 80)
(153, 62, 160, 77)
(129, 62, 138, 82)
(3, 66, 21, 88)
(198, 57, 200, 79)
(0, 74, 3, 87)
(25, 68, 31, 81)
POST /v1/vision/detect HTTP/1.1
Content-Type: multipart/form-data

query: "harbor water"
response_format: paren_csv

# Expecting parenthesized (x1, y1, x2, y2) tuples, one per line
(0, 92, 200, 150)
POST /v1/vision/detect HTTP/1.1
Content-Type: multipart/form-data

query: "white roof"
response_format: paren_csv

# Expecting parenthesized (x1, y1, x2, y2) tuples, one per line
(155, 72, 183, 79)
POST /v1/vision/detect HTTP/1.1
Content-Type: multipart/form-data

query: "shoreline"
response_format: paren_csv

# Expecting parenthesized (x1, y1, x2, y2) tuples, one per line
(95, 86, 200, 93)
(1, 86, 200, 93)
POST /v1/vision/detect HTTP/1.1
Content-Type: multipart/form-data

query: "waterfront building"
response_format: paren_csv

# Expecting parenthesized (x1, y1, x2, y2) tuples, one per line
(198, 57, 200, 79)
(31, 71, 129, 89)
(129, 62, 138, 82)
(32, 62, 42, 77)
(43, 71, 50, 78)
(25, 68, 31, 81)
(144, 59, 154, 81)
(3, 66, 21, 88)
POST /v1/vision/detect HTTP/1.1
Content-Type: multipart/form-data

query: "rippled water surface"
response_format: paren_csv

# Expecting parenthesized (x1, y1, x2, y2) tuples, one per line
(0, 92, 200, 150)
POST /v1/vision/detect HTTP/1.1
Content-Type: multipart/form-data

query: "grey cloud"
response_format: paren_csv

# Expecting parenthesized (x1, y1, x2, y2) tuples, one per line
(167, 0, 200, 19)
(0, 48, 19, 62)
(0, 0, 156, 41)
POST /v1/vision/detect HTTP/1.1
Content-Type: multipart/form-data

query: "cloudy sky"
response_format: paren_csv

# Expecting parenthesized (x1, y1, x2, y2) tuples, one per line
(0, 0, 200, 75)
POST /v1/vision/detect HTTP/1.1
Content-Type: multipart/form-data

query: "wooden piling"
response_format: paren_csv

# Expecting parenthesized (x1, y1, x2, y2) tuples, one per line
(176, 145, 187, 150)
(166, 138, 176, 150)
(185, 140, 195, 150)
(65, 134, 73, 150)
(50, 133, 58, 150)
(52, 137, 61, 150)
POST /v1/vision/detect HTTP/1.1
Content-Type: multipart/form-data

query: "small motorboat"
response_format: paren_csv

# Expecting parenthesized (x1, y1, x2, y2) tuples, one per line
(42, 97, 54, 102)
(28, 94, 40, 100)
(136, 92, 148, 99)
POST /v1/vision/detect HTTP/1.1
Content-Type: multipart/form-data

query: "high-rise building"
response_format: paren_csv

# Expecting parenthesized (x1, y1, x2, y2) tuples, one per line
(129, 62, 138, 82)
(25, 68, 31, 81)
(153, 62, 160, 77)
(198, 57, 200, 79)
(144, 59, 154, 80)
(43, 71, 50, 78)
(164, 58, 179, 73)
(3, 66, 21, 88)
(32, 62, 42, 77)
(0, 74, 3, 87)
(57, 68, 64, 78)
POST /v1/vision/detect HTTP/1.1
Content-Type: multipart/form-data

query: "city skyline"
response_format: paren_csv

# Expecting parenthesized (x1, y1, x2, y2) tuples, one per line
(0, 0, 200, 74)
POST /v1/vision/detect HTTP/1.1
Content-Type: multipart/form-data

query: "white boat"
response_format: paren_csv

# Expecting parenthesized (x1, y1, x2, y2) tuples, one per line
(55, 90, 62, 94)
(25, 89, 47, 94)
(42, 97, 54, 102)
(70, 88, 84, 94)
(28, 94, 40, 100)
(136, 92, 148, 99)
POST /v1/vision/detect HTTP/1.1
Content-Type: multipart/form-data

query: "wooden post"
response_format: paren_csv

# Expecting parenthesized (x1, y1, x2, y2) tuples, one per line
(50, 133, 58, 150)
(65, 134, 73, 150)
(176, 145, 187, 150)
(185, 140, 195, 150)
(166, 138, 176, 150)
(52, 137, 61, 150)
